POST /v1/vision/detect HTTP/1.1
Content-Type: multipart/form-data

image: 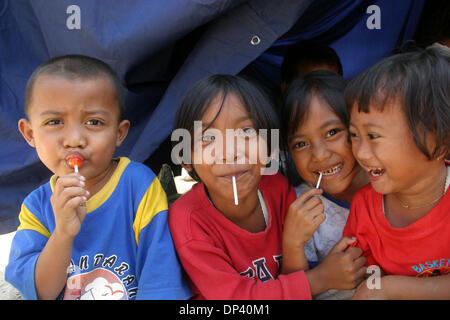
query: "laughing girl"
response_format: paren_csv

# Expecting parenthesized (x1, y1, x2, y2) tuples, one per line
(280, 70, 369, 299)
(169, 75, 366, 299)
(344, 48, 450, 299)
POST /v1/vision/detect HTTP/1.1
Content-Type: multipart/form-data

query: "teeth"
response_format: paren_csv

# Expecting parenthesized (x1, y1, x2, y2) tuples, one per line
(369, 168, 384, 176)
(318, 164, 342, 176)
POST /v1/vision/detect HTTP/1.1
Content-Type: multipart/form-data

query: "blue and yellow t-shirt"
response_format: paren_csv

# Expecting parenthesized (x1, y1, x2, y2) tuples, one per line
(5, 157, 191, 300)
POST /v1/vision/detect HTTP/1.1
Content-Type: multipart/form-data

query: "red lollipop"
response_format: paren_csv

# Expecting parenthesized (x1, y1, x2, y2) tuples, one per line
(67, 156, 83, 173)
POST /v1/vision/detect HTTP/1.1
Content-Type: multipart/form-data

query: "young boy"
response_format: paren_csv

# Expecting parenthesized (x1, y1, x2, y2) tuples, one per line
(5, 55, 192, 300)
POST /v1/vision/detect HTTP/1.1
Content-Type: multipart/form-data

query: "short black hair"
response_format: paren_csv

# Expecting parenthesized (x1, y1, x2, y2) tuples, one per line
(281, 40, 343, 85)
(173, 74, 280, 181)
(25, 54, 124, 120)
(281, 70, 348, 147)
(345, 47, 450, 160)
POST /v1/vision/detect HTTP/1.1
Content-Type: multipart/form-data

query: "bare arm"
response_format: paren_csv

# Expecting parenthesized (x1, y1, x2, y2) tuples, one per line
(35, 231, 75, 299)
(281, 243, 309, 274)
(353, 274, 450, 300)
(281, 188, 324, 274)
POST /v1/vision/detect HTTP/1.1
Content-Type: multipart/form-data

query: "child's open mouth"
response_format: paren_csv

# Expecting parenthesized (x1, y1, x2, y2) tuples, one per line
(368, 168, 385, 178)
(315, 163, 343, 177)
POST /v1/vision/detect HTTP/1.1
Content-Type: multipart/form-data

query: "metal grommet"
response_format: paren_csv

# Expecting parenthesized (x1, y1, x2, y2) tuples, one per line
(250, 35, 261, 46)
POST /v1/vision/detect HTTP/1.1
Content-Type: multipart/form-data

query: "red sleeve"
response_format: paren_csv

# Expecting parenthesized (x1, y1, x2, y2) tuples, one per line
(176, 239, 312, 300)
(342, 202, 357, 238)
(343, 188, 377, 267)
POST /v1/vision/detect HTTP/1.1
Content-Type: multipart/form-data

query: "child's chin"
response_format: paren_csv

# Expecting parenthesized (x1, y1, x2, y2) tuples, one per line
(370, 182, 390, 195)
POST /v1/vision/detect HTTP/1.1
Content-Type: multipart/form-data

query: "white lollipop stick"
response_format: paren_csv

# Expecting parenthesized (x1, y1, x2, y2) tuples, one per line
(232, 176, 239, 206)
(315, 172, 323, 189)
(74, 165, 79, 173)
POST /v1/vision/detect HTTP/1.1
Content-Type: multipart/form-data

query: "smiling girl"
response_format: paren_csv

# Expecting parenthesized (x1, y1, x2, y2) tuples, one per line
(280, 70, 368, 299)
(169, 75, 366, 299)
(344, 47, 450, 299)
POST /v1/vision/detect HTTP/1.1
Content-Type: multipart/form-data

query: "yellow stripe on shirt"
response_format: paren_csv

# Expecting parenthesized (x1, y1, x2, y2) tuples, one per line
(17, 204, 51, 238)
(133, 177, 168, 246)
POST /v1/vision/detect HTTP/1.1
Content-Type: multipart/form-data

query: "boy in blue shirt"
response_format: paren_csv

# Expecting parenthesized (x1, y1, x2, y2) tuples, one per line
(5, 54, 192, 300)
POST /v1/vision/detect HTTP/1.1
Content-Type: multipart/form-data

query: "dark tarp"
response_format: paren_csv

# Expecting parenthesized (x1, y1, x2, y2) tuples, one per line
(0, 0, 424, 233)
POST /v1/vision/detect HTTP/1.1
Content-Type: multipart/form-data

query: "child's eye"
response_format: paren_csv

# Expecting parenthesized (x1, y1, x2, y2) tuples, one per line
(349, 131, 358, 139)
(238, 127, 257, 136)
(368, 133, 379, 139)
(44, 119, 62, 126)
(325, 128, 341, 138)
(86, 119, 103, 126)
(202, 134, 215, 142)
(293, 141, 308, 149)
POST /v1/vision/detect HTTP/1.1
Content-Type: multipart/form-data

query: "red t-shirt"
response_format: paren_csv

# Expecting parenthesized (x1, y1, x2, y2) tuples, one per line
(169, 173, 312, 300)
(343, 183, 450, 277)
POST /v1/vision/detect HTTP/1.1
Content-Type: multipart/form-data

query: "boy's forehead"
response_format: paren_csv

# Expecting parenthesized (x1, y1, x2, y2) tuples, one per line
(29, 74, 120, 116)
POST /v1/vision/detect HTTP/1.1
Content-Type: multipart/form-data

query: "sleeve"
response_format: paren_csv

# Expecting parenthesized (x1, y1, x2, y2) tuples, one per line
(5, 203, 50, 300)
(342, 202, 357, 239)
(132, 177, 192, 300)
(175, 239, 312, 300)
(342, 194, 376, 267)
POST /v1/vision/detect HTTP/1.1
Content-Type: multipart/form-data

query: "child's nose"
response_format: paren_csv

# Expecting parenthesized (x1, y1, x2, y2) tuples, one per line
(353, 138, 371, 162)
(63, 125, 86, 148)
(223, 134, 246, 164)
(311, 142, 332, 162)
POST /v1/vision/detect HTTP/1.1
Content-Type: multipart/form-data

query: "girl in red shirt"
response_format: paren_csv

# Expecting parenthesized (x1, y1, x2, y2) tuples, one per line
(344, 47, 450, 299)
(169, 74, 366, 299)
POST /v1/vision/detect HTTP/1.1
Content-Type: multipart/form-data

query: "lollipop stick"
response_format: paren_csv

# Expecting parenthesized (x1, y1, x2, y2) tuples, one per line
(232, 176, 239, 206)
(316, 172, 323, 189)
(74, 165, 79, 173)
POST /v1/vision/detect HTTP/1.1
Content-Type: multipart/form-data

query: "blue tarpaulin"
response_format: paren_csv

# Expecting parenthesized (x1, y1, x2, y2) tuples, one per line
(0, 0, 425, 233)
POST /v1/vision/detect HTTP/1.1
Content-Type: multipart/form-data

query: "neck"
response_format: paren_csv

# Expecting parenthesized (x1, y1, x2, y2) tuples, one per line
(208, 187, 263, 232)
(391, 163, 447, 210)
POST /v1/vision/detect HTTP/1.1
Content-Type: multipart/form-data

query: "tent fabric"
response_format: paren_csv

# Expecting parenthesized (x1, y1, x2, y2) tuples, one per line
(0, 0, 424, 233)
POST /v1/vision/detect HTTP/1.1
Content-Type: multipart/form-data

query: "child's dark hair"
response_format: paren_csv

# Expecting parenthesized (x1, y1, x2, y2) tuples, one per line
(281, 40, 343, 85)
(281, 70, 348, 148)
(280, 70, 348, 185)
(173, 74, 280, 181)
(345, 47, 450, 160)
(25, 54, 125, 120)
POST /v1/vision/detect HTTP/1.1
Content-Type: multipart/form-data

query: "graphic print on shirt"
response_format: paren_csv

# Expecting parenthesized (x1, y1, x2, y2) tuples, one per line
(411, 258, 450, 277)
(239, 255, 282, 282)
(63, 254, 136, 300)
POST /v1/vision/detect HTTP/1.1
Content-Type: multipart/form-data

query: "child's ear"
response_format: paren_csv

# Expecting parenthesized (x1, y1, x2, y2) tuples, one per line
(116, 119, 130, 147)
(18, 118, 36, 148)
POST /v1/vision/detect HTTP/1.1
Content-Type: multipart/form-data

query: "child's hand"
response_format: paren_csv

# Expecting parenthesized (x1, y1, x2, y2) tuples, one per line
(315, 237, 367, 291)
(283, 188, 325, 248)
(50, 173, 89, 239)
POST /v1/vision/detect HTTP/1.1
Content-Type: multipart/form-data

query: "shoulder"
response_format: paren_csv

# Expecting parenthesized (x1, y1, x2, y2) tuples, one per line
(259, 172, 296, 215)
(120, 158, 157, 185)
(169, 183, 212, 244)
(259, 172, 293, 197)
(22, 181, 52, 214)
(117, 158, 168, 218)
(169, 183, 207, 219)
(118, 157, 163, 197)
